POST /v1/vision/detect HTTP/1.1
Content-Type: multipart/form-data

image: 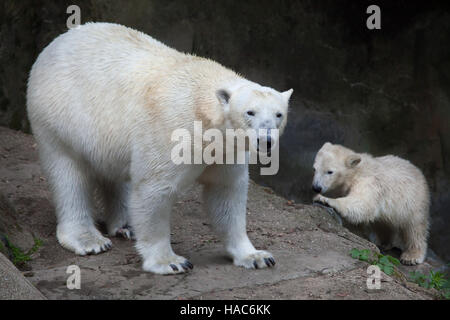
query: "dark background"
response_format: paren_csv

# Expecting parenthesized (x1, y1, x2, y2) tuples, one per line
(1, 0, 449, 262)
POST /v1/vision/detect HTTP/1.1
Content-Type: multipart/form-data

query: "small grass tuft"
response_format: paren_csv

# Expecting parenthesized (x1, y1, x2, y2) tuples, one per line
(409, 270, 450, 300)
(350, 247, 450, 300)
(349, 248, 400, 276)
(3, 236, 44, 266)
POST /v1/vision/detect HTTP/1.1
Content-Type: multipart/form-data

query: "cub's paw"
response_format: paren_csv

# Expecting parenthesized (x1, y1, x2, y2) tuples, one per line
(400, 250, 425, 265)
(313, 194, 330, 207)
(234, 250, 276, 269)
(142, 254, 193, 275)
(312, 196, 342, 224)
(57, 226, 112, 255)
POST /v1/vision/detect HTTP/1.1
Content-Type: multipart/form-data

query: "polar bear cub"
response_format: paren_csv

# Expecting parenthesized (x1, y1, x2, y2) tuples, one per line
(312, 143, 430, 265)
(26, 23, 293, 274)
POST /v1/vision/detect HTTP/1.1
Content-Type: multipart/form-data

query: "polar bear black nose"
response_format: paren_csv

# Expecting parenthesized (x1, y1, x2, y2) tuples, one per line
(256, 137, 272, 152)
(266, 135, 272, 150)
(312, 185, 322, 193)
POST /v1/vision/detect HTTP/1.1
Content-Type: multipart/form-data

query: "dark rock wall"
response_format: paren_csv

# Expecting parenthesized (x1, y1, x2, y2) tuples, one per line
(1, 0, 449, 261)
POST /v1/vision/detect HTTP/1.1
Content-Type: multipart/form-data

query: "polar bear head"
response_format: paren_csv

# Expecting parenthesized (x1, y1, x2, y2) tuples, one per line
(216, 84, 293, 152)
(312, 142, 361, 194)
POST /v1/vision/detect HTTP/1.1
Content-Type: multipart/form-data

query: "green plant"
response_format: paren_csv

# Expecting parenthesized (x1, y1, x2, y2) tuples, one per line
(3, 236, 43, 266)
(29, 238, 43, 255)
(9, 243, 31, 265)
(350, 248, 450, 300)
(428, 270, 447, 289)
(349, 248, 400, 276)
(442, 280, 450, 300)
(409, 270, 427, 287)
(409, 270, 446, 289)
(409, 270, 450, 300)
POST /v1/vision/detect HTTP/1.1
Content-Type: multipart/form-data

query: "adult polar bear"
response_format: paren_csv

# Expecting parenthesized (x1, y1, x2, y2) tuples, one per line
(27, 23, 292, 274)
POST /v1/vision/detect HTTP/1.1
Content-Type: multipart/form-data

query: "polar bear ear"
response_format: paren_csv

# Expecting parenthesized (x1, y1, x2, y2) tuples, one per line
(216, 89, 231, 109)
(282, 89, 294, 103)
(346, 154, 361, 168)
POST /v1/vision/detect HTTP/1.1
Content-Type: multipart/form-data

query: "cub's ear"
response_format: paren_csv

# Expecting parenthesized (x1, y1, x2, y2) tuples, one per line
(216, 89, 231, 108)
(282, 88, 293, 102)
(345, 154, 361, 168)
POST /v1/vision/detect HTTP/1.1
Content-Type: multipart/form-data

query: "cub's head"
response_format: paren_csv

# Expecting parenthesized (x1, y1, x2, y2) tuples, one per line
(216, 84, 293, 152)
(312, 142, 361, 194)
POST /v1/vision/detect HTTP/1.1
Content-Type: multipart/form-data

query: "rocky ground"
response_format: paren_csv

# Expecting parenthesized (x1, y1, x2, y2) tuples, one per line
(0, 126, 443, 300)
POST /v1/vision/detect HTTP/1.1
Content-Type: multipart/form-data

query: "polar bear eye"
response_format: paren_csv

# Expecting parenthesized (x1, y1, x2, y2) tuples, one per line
(276, 112, 283, 118)
(327, 170, 333, 175)
(247, 111, 255, 116)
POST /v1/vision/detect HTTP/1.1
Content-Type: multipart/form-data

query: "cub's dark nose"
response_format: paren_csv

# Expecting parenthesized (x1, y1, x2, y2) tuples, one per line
(312, 185, 322, 193)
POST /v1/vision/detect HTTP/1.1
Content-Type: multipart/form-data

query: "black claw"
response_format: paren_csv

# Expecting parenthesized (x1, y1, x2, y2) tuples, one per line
(181, 261, 193, 271)
(253, 261, 258, 269)
(269, 257, 276, 266)
(170, 264, 179, 272)
(264, 258, 271, 267)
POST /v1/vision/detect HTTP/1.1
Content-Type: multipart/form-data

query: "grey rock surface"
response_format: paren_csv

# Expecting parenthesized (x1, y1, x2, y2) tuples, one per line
(0, 252, 46, 300)
(0, 126, 440, 299)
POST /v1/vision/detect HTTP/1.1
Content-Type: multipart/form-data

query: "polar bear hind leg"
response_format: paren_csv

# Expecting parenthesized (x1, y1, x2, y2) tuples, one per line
(98, 181, 133, 239)
(399, 221, 428, 265)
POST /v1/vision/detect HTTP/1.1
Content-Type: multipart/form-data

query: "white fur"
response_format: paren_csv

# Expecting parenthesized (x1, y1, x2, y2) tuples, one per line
(27, 23, 291, 274)
(312, 142, 430, 265)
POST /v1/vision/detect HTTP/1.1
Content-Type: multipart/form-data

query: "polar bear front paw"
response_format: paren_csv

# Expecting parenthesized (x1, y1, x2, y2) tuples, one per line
(234, 250, 276, 269)
(57, 225, 112, 255)
(142, 254, 194, 275)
